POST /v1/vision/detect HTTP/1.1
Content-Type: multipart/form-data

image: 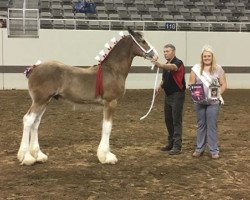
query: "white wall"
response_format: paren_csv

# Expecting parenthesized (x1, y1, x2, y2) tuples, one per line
(3, 74, 27, 90)
(186, 32, 250, 66)
(0, 30, 2, 65)
(2, 29, 187, 66)
(0, 74, 3, 89)
(1, 29, 250, 89)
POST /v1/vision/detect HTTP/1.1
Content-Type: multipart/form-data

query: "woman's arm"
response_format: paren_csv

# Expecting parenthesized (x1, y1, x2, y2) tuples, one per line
(188, 70, 196, 85)
(219, 73, 227, 94)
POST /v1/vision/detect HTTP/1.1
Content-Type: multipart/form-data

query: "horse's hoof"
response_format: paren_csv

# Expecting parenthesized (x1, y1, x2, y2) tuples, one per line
(97, 148, 107, 164)
(21, 152, 36, 166)
(36, 151, 48, 163)
(30, 147, 40, 159)
(105, 152, 118, 164)
(17, 150, 25, 162)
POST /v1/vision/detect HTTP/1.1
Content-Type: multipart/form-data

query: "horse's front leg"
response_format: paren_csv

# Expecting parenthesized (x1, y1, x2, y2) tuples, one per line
(97, 100, 118, 164)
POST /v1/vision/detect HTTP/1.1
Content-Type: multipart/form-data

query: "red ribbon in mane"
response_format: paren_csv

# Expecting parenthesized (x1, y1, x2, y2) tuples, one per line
(95, 64, 103, 97)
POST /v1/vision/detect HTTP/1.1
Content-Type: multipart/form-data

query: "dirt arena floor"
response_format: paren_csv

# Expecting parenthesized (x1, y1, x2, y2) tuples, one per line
(0, 89, 249, 200)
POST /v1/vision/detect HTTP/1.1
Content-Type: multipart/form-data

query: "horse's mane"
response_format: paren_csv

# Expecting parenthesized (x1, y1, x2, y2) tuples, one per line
(98, 36, 128, 65)
(134, 31, 143, 37)
(95, 30, 144, 66)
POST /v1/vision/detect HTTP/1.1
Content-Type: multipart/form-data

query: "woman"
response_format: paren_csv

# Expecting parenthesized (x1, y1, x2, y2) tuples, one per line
(189, 45, 227, 159)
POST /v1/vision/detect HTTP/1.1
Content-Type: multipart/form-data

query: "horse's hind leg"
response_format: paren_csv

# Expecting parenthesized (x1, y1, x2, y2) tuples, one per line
(29, 106, 48, 163)
(97, 100, 118, 164)
(17, 102, 47, 165)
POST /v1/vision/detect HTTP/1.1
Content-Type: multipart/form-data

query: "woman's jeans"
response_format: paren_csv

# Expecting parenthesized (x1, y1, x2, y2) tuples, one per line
(194, 103, 220, 155)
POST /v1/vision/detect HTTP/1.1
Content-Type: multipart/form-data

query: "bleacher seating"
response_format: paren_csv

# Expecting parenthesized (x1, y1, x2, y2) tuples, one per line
(0, 0, 250, 32)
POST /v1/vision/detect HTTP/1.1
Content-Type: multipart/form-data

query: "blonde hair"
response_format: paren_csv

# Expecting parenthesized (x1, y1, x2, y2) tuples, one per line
(200, 45, 217, 74)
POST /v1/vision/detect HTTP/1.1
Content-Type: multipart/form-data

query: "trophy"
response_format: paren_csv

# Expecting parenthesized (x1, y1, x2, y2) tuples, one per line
(208, 79, 220, 100)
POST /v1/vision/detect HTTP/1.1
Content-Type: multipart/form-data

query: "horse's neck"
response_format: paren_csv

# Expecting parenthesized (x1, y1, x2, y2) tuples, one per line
(102, 37, 134, 77)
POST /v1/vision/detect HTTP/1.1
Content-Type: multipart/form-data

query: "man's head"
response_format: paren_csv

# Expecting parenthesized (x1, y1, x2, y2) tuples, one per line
(163, 44, 176, 61)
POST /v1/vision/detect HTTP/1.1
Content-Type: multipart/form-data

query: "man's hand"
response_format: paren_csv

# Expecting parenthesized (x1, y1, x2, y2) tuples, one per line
(152, 55, 158, 61)
(151, 55, 158, 63)
(155, 85, 162, 96)
(152, 61, 162, 68)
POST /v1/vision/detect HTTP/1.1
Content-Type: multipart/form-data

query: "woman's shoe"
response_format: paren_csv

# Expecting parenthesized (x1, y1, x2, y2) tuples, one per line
(212, 154, 219, 159)
(192, 151, 203, 157)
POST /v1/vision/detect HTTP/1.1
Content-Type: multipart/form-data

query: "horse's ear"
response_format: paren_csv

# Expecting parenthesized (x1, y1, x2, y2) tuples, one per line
(127, 27, 135, 35)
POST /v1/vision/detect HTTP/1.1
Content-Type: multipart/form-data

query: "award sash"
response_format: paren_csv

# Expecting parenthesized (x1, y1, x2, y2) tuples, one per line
(191, 64, 224, 104)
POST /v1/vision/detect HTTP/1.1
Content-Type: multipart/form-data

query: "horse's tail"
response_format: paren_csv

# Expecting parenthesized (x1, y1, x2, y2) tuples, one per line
(24, 60, 42, 78)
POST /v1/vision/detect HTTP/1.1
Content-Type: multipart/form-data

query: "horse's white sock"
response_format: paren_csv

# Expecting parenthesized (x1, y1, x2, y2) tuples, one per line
(29, 109, 48, 163)
(97, 120, 118, 164)
(18, 113, 37, 164)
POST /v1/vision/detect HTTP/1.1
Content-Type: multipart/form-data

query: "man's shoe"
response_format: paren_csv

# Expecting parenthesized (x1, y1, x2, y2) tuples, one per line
(168, 149, 181, 155)
(161, 145, 173, 152)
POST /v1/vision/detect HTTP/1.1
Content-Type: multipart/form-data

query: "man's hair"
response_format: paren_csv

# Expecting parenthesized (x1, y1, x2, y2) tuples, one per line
(164, 44, 176, 51)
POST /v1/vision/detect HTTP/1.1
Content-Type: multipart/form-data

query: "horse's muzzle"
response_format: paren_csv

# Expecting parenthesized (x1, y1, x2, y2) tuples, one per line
(143, 48, 156, 59)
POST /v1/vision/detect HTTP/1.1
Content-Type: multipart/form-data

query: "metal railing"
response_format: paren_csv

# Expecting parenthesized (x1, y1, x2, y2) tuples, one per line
(7, 8, 39, 37)
(4, 13, 250, 38)
(39, 18, 250, 32)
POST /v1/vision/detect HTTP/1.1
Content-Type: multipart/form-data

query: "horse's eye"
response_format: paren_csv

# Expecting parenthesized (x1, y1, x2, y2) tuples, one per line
(142, 40, 146, 44)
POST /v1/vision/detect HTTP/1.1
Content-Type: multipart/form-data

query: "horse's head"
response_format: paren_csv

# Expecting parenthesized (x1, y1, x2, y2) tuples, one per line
(128, 28, 156, 60)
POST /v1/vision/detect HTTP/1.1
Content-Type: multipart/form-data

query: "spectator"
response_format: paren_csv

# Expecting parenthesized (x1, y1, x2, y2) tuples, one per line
(0, 19, 6, 28)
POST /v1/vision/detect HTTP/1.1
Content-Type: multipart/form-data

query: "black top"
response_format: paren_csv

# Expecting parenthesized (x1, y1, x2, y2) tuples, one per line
(162, 56, 186, 96)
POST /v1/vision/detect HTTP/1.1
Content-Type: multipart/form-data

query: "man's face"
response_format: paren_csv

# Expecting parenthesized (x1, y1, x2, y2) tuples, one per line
(163, 47, 175, 61)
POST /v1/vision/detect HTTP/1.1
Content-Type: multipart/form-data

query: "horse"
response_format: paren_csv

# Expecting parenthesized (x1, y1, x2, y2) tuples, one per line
(17, 28, 156, 166)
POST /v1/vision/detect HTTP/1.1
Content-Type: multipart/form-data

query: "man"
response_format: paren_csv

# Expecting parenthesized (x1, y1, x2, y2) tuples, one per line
(151, 44, 186, 155)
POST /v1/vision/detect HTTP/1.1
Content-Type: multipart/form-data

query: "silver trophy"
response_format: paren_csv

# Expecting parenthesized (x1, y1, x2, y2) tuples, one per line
(208, 79, 220, 100)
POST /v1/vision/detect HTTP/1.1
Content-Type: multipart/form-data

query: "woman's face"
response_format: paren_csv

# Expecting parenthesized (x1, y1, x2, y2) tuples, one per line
(202, 51, 213, 66)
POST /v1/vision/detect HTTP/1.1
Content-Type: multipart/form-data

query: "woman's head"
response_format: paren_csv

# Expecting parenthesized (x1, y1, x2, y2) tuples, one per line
(200, 45, 217, 74)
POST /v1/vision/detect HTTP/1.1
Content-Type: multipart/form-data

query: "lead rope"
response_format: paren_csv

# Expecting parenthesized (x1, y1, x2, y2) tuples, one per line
(140, 66, 160, 120)
(140, 47, 159, 120)
(129, 34, 160, 120)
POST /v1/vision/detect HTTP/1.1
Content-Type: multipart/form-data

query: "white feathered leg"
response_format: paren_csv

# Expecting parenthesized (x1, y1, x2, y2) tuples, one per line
(97, 120, 117, 164)
(97, 100, 118, 164)
(17, 113, 37, 165)
(29, 108, 48, 163)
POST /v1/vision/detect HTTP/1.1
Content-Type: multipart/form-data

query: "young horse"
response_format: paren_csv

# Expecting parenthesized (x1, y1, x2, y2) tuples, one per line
(17, 28, 156, 165)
